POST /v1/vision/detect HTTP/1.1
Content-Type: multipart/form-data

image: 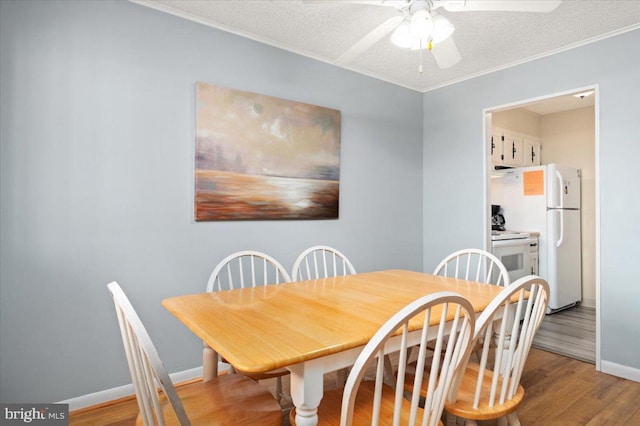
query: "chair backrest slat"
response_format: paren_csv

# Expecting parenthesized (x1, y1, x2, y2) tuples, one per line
(291, 245, 356, 281)
(447, 275, 549, 413)
(434, 248, 510, 287)
(206, 250, 291, 292)
(340, 292, 476, 426)
(108, 282, 191, 426)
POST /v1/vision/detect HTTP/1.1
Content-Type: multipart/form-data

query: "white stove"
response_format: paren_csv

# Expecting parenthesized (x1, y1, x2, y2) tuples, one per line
(491, 230, 532, 283)
(491, 230, 530, 241)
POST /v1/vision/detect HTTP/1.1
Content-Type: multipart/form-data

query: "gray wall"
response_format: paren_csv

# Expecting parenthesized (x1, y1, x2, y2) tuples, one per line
(0, 1, 423, 402)
(422, 29, 640, 373)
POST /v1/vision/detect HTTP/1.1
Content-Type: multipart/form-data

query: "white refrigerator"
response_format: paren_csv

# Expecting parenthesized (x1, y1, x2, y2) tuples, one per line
(492, 164, 582, 313)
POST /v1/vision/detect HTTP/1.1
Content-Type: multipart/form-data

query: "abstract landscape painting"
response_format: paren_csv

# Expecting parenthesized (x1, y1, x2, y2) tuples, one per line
(195, 82, 341, 220)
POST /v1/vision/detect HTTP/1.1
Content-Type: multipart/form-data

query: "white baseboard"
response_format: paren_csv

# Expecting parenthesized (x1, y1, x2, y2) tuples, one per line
(601, 360, 640, 382)
(581, 297, 596, 308)
(58, 366, 212, 411)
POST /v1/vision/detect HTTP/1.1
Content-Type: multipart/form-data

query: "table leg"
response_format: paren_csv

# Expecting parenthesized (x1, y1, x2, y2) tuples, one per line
(288, 363, 324, 426)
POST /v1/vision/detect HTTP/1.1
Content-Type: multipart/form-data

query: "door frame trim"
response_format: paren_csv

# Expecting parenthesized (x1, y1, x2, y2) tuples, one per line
(482, 84, 600, 370)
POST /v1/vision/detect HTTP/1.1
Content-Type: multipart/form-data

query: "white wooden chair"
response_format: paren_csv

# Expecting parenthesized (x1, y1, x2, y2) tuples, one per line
(291, 245, 356, 281)
(410, 248, 509, 366)
(444, 275, 550, 426)
(203, 250, 292, 403)
(290, 292, 476, 426)
(107, 282, 281, 426)
(292, 245, 364, 385)
(434, 248, 510, 286)
(206, 250, 291, 292)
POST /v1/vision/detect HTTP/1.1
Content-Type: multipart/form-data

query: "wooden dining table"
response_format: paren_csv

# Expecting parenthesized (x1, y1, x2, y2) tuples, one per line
(162, 269, 508, 426)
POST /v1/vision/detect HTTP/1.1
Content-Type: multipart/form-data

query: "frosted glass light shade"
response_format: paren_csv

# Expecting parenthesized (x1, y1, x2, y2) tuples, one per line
(409, 10, 433, 39)
(391, 17, 432, 50)
(390, 20, 413, 48)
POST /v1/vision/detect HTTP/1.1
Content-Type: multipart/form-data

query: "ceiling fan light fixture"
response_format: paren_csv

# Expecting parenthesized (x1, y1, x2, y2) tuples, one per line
(431, 12, 455, 44)
(390, 19, 413, 48)
(409, 9, 433, 39)
(392, 19, 430, 50)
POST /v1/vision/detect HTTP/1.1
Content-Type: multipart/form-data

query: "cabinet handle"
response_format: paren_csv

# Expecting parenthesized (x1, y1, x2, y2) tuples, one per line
(491, 136, 494, 155)
(501, 135, 505, 160)
(512, 142, 516, 158)
(531, 146, 535, 163)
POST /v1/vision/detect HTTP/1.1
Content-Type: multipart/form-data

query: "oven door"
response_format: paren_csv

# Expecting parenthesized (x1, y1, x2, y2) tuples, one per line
(491, 238, 532, 283)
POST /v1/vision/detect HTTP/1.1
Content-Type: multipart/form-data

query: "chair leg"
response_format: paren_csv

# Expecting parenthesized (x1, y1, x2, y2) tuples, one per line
(275, 376, 293, 405)
(497, 417, 508, 426)
(336, 368, 349, 387)
(446, 413, 457, 426)
(445, 413, 469, 426)
(506, 412, 521, 426)
(202, 344, 218, 382)
(275, 376, 283, 401)
(383, 355, 395, 387)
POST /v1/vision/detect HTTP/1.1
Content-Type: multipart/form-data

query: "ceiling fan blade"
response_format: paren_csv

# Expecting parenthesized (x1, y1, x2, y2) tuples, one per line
(430, 36, 462, 69)
(335, 15, 404, 65)
(442, 0, 562, 13)
(303, 0, 407, 6)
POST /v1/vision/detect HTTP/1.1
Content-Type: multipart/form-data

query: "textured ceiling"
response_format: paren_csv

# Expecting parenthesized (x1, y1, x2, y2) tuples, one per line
(134, 0, 640, 93)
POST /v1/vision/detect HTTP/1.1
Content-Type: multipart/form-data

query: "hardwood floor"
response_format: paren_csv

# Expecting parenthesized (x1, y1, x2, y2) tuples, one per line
(70, 348, 640, 425)
(533, 304, 596, 364)
(515, 349, 640, 425)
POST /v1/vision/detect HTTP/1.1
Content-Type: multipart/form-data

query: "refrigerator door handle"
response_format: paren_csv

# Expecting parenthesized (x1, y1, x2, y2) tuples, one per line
(555, 170, 564, 209)
(554, 169, 566, 247)
(556, 209, 564, 247)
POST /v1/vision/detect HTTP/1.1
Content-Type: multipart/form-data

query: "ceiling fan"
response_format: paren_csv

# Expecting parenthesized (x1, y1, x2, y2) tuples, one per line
(323, 0, 562, 73)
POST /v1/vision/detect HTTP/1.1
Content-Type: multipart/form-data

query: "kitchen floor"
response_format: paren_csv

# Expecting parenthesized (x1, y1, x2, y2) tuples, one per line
(532, 304, 596, 364)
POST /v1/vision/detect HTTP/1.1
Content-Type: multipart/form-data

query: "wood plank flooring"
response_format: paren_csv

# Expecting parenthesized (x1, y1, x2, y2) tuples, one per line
(532, 304, 596, 364)
(70, 348, 640, 426)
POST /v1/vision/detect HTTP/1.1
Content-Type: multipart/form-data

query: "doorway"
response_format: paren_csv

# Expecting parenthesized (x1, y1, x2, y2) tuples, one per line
(483, 85, 600, 369)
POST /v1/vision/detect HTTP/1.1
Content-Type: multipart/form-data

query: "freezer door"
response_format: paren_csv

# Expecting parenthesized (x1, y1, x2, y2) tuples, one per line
(547, 164, 581, 209)
(546, 208, 582, 311)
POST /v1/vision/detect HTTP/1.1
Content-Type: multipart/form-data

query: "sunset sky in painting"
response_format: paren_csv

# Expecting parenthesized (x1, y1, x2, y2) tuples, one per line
(196, 82, 341, 180)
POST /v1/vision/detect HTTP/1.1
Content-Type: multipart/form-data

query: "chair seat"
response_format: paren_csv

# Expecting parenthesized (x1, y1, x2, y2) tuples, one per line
(444, 362, 525, 421)
(290, 381, 442, 426)
(136, 374, 282, 426)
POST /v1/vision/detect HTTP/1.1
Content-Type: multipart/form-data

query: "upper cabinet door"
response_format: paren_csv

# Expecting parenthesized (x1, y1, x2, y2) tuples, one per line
(491, 127, 542, 168)
(524, 137, 541, 166)
(490, 132, 503, 164)
(502, 133, 523, 166)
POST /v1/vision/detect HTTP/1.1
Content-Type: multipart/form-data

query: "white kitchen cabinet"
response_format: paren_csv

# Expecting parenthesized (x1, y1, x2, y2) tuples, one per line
(502, 132, 524, 166)
(523, 137, 541, 166)
(490, 132, 503, 165)
(491, 127, 541, 168)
